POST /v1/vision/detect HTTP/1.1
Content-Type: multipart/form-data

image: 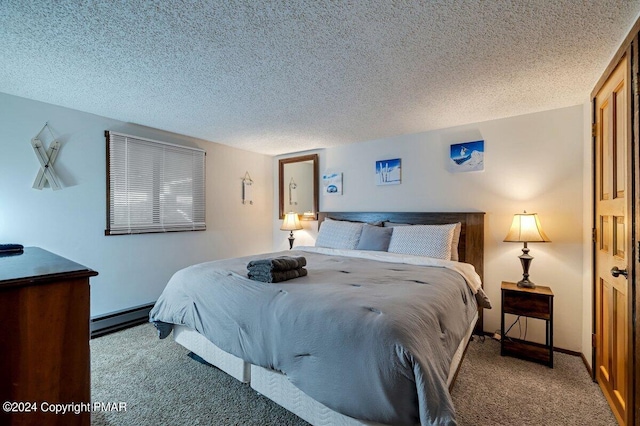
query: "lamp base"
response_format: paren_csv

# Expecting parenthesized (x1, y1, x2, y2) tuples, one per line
(288, 231, 295, 250)
(517, 279, 536, 289)
(517, 243, 535, 288)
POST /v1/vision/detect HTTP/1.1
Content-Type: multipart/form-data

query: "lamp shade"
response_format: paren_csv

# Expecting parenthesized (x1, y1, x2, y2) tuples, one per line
(504, 212, 550, 243)
(280, 212, 302, 231)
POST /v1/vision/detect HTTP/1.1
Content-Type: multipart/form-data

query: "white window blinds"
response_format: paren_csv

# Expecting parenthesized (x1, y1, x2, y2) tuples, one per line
(106, 131, 206, 235)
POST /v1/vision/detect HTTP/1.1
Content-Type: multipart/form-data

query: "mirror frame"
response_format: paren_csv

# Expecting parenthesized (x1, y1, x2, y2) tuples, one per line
(278, 154, 319, 220)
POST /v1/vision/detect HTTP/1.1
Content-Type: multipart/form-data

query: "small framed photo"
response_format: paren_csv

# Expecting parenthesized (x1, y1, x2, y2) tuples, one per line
(322, 172, 343, 195)
(376, 158, 401, 185)
(449, 140, 484, 172)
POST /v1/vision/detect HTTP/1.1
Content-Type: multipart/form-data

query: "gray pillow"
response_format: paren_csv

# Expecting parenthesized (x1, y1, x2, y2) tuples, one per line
(356, 224, 393, 251)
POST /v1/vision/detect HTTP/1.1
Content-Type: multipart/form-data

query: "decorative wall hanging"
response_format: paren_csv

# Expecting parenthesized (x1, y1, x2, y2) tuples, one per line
(31, 123, 62, 190)
(242, 172, 253, 205)
(449, 140, 484, 172)
(376, 158, 401, 185)
(322, 172, 343, 195)
(289, 177, 298, 206)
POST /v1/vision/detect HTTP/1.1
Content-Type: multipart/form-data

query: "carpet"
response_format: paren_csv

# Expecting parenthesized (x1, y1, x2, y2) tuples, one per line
(90, 324, 616, 425)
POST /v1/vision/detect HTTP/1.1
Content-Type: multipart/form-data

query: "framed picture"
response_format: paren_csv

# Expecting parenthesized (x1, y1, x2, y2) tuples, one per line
(376, 158, 401, 185)
(322, 172, 343, 195)
(449, 140, 484, 172)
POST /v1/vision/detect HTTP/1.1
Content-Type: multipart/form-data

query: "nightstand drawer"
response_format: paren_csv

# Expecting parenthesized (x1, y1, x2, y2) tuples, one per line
(500, 281, 554, 368)
(503, 291, 552, 319)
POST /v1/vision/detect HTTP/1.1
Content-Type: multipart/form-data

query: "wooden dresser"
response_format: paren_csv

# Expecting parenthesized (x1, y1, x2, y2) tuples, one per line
(0, 247, 98, 426)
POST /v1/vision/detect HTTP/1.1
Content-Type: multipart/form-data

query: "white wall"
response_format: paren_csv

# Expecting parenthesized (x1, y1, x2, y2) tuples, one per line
(0, 93, 274, 317)
(274, 105, 585, 352)
(0, 91, 592, 353)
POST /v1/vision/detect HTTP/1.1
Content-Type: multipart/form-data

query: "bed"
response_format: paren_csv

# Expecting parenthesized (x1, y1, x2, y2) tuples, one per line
(150, 212, 487, 426)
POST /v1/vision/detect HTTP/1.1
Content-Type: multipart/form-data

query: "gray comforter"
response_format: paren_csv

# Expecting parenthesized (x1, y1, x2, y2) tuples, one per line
(150, 247, 484, 426)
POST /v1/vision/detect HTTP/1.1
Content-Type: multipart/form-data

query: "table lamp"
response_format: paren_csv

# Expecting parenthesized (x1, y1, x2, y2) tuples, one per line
(504, 211, 550, 288)
(301, 211, 316, 221)
(281, 212, 302, 250)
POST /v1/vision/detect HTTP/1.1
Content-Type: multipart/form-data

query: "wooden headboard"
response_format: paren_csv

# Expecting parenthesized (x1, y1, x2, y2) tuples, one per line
(318, 212, 485, 333)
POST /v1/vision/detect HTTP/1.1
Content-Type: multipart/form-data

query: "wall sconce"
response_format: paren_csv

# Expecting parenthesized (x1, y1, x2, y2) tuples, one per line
(504, 211, 551, 288)
(242, 172, 253, 205)
(289, 177, 298, 206)
(281, 212, 302, 250)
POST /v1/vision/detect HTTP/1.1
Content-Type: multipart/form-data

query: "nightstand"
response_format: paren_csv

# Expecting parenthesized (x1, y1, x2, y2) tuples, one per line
(500, 281, 554, 368)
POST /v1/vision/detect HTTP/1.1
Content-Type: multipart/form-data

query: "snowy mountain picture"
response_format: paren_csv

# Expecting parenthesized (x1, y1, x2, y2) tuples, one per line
(450, 140, 484, 172)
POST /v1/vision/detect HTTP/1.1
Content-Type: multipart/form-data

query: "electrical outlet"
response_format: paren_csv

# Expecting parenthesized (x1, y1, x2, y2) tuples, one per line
(493, 333, 501, 340)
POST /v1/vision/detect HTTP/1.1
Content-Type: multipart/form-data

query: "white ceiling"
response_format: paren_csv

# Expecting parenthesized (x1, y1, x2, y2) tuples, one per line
(1, 1, 639, 156)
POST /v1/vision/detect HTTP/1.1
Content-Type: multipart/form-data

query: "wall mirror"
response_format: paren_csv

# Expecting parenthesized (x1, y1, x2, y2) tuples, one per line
(279, 154, 319, 220)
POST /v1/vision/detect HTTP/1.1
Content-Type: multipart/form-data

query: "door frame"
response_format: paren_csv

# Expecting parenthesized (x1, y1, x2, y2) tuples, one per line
(591, 20, 639, 426)
(633, 32, 640, 426)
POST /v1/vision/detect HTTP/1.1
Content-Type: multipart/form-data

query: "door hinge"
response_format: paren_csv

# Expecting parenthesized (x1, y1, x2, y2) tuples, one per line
(591, 123, 597, 138)
(592, 228, 597, 243)
(592, 333, 597, 348)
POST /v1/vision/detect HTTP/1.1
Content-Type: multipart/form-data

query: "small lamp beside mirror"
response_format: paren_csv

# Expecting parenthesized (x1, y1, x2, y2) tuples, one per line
(504, 211, 551, 288)
(301, 211, 316, 221)
(281, 212, 302, 250)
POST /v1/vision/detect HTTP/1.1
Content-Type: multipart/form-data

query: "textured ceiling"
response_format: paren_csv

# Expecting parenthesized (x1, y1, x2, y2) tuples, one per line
(1, 1, 639, 155)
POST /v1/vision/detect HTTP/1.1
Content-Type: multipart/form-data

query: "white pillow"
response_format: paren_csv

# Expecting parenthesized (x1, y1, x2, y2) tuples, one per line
(387, 223, 457, 260)
(384, 222, 461, 261)
(315, 218, 364, 249)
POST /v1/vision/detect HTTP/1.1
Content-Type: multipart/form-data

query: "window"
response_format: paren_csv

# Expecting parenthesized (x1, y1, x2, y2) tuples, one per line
(106, 131, 206, 235)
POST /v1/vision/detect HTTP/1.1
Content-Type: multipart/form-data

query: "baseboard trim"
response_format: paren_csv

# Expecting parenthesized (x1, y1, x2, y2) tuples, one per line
(580, 352, 594, 379)
(91, 302, 154, 338)
(481, 332, 584, 358)
(554, 347, 581, 357)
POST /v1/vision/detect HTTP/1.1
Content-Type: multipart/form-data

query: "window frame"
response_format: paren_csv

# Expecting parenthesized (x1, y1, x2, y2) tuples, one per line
(105, 131, 206, 236)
